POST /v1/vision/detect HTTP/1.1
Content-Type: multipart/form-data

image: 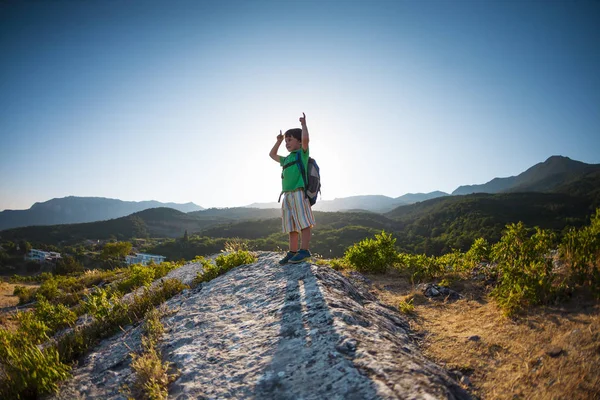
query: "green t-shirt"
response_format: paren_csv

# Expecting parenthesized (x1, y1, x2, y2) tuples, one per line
(279, 148, 309, 192)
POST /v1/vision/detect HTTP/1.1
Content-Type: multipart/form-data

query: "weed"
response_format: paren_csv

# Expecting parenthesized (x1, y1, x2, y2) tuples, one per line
(223, 237, 250, 253)
(129, 308, 172, 400)
(398, 297, 415, 314)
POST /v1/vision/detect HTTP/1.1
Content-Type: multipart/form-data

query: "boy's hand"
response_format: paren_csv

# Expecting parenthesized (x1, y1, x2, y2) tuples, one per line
(299, 112, 306, 126)
(277, 130, 283, 141)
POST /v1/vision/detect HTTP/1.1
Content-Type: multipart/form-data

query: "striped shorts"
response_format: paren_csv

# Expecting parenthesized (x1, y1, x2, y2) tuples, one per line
(281, 189, 316, 233)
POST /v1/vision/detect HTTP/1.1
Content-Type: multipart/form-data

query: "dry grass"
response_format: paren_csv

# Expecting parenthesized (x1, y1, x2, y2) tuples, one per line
(0, 282, 40, 331)
(362, 270, 600, 400)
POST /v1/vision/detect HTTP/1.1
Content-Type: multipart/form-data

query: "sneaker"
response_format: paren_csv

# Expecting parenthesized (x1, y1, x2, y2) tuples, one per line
(279, 251, 297, 265)
(289, 249, 311, 264)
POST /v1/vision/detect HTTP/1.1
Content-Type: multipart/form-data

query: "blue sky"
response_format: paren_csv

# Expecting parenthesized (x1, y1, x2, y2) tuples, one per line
(1, 0, 599, 211)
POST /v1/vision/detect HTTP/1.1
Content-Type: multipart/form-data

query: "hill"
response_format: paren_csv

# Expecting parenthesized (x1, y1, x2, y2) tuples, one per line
(0, 196, 204, 231)
(385, 192, 593, 253)
(452, 156, 600, 195)
(0, 208, 211, 245)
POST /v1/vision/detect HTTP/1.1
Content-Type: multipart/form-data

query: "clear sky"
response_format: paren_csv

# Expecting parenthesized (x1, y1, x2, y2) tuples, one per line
(1, 0, 599, 211)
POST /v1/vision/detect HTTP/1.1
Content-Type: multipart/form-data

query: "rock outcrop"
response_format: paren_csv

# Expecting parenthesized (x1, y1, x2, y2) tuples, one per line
(51, 252, 471, 399)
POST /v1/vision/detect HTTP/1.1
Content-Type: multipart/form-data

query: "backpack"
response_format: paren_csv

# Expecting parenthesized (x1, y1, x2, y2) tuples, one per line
(279, 151, 321, 206)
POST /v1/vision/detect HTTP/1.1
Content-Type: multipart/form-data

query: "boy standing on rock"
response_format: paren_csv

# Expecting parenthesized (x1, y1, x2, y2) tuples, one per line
(269, 112, 315, 265)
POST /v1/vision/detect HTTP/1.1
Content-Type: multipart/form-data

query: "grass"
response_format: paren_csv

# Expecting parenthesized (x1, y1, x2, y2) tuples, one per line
(358, 267, 600, 400)
(129, 307, 174, 400)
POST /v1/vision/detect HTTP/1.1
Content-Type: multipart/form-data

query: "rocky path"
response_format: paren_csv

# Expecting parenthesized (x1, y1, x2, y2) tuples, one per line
(51, 252, 470, 399)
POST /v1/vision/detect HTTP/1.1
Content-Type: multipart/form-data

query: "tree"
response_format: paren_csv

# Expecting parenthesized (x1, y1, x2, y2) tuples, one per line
(101, 241, 133, 260)
(54, 255, 84, 275)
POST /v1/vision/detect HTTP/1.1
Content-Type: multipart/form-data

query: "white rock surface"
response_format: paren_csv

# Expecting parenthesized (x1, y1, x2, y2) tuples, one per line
(51, 252, 470, 399)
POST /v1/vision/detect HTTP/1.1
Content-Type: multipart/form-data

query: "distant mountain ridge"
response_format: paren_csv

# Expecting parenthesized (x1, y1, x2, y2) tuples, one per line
(0, 197, 204, 231)
(452, 156, 600, 195)
(248, 192, 449, 213)
(1, 156, 598, 231)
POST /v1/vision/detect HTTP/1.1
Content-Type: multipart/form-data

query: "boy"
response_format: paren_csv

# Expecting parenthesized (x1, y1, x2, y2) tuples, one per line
(269, 112, 315, 265)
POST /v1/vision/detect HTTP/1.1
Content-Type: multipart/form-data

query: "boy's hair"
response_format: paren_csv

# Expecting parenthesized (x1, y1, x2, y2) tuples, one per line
(284, 128, 302, 142)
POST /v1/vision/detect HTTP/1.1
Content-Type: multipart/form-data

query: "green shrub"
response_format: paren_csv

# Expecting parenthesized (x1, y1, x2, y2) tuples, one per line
(464, 237, 491, 268)
(329, 258, 351, 271)
(13, 285, 36, 304)
(37, 277, 60, 301)
(152, 261, 179, 280)
(0, 328, 71, 398)
(193, 251, 256, 285)
(344, 231, 397, 274)
(34, 297, 77, 332)
(396, 253, 444, 282)
(194, 261, 220, 284)
(436, 249, 466, 272)
(2, 273, 187, 399)
(118, 265, 156, 293)
(215, 250, 256, 272)
(81, 287, 127, 322)
(560, 208, 600, 291)
(16, 311, 51, 345)
(490, 222, 556, 316)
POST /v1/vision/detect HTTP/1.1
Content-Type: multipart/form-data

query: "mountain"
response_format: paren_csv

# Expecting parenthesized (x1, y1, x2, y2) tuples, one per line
(395, 191, 449, 204)
(247, 192, 449, 213)
(452, 156, 600, 195)
(0, 196, 204, 231)
(189, 207, 281, 221)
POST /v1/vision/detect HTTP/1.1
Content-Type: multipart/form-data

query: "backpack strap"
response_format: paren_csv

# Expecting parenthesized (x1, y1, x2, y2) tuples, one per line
(296, 151, 309, 198)
(278, 151, 309, 202)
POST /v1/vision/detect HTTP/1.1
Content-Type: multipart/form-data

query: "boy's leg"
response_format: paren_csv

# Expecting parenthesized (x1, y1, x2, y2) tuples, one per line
(300, 227, 311, 250)
(289, 231, 299, 252)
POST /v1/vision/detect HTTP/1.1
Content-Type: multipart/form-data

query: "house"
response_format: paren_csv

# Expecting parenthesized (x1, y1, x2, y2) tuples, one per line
(125, 253, 166, 266)
(25, 249, 61, 264)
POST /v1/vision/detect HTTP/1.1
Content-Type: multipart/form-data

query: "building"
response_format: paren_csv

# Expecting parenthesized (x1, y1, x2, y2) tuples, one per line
(125, 253, 166, 266)
(25, 249, 61, 264)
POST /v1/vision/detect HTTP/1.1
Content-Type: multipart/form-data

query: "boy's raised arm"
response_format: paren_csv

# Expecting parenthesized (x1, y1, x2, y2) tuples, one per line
(300, 112, 309, 151)
(269, 130, 284, 162)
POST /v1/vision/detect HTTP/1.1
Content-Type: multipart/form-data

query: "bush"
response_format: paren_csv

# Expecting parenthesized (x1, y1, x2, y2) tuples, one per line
(16, 311, 51, 344)
(194, 251, 257, 285)
(464, 237, 491, 268)
(34, 297, 77, 332)
(54, 256, 84, 275)
(560, 208, 600, 291)
(490, 222, 556, 316)
(329, 258, 351, 271)
(396, 253, 444, 283)
(118, 265, 156, 293)
(344, 231, 397, 274)
(215, 250, 256, 272)
(152, 262, 179, 280)
(0, 328, 71, 398)
(81, 287, 127, 322)
(13, 285, 36, 304)
(37, 277, 60, 301)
